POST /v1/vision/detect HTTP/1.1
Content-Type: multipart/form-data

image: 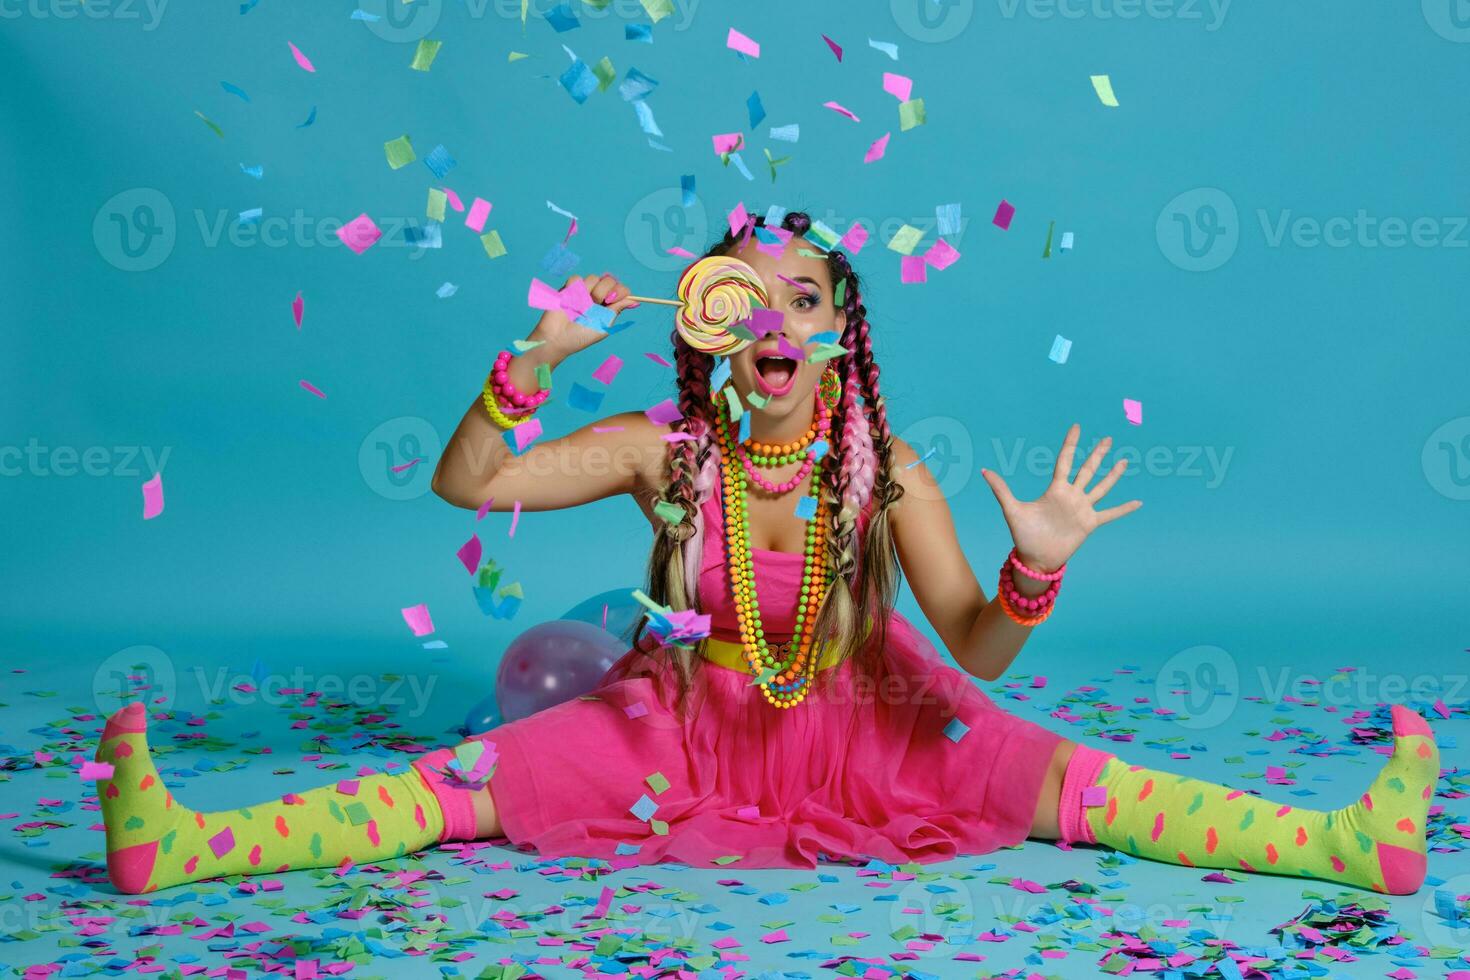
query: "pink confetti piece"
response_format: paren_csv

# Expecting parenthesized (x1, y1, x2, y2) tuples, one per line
(389, 457, 421, 474)
(863, 132, 891, 164)
(476, 496, 494, 520)
(823, 100, 860, 122)
(1009, 877, 1046, 893)
(512, 417, 543, 453)
(466, 197, 492, 233)
(336, 779, 360, 796)
(645, 398, 684, 426)
(79, 761, 114, 780)
(336, 213, 382, 254)
(401, 603, 435, 637)
(299, 379, 326, 399)
(736, 805, 761, 819)
(1031, 675, 1048, 688)
(900, 255, 927, 284)
(593, 425, 625, 433)
(923, 238, 961, 270)
(528, 277, 563, 311)
(456, 534, 482, 574)
(667, 245, 696, 258)
(644, 351, 673, 367)
(1081, 785, 1108, 806)
(292, 291, 304, 329)
(142, 472, 164, 520)
(712, 132, 745, 155)
(662, 432, 697, 443)
(993, 199, 1016, 230)
(727, 27, 760, 58)
(727, 201, 750, 237)
(592, 354, 623, 385)
(840, 222, 869, 252)
(822, 34, 843, 61)
(761, 929, 790, 944)
(1123, 397, 1143, 425)
(208, 827, 236, 858)
(882, 72, 913, 102)
(442, 186, 465, 211)
(509, 500, 521, 538)
(623, 700, 649, 719)
(287, 41, 316, 73)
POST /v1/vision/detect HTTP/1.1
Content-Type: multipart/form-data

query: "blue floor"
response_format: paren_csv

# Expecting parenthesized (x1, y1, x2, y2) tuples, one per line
(3, 632, 1467, 979)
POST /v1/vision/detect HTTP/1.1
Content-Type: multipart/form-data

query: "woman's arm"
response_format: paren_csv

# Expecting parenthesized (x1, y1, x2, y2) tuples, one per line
(431, 273, 669, 514)
(889, 425, 1141, 681)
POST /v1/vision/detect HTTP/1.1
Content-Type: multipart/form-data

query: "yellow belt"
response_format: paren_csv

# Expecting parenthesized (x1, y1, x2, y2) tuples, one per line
(703, 637, 846, 675)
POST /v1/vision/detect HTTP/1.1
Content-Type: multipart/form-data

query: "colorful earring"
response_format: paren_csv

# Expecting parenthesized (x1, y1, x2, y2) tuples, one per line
(819, 366, 840, 411)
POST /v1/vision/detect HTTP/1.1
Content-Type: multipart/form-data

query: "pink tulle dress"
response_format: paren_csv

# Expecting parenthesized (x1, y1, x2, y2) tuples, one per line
(471, 462, 1066, 869)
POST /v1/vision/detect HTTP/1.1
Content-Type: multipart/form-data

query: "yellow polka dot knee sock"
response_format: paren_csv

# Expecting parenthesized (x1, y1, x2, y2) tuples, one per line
(1060, 705, 1439, 895)
(97, 702, 446, 894)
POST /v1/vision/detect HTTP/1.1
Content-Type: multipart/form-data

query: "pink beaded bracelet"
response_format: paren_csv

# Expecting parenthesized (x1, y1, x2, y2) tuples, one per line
(1008, 547, 1066, 583)
(489, 349, 550, 415)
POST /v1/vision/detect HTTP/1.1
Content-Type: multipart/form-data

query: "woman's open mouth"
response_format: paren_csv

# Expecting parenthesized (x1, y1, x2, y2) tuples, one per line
(754, 352, 799, 397)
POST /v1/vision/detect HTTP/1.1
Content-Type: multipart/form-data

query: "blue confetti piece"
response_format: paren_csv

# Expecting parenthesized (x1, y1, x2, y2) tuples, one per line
(436, 282, 458, 299)
(240, 0, 260, 12)
(765, 204, 788, 226)
(237, 208, 262, 225)
(1049, 334, 1072, 364)
(297, 105, 317, 128)
(630, 794, 658, 821)
(709, 358, 732, 392)
(738, 412, 751, 442)
(793, 495, 817, 520)
(626, 23, 652, 42)
(680, 174, 696, 208)
(633, 100, 662, 137)
(220, 81, 250, 102)
(545, 2, 579, 32)
(540, 242, 580, 277)
(424, 144, 457, 179)
(618, 67, 659, 102)
(728, 151, 755, 181)
(568, 383, 605, 413)
(769, 123, 800, 142)
(810, 438, 828, 461)
(404, 222, 442, 249)
(905, 445, 937, 470)
(239, 163, 263, 179)
(936, 202, 962, 236)
(615, 841, 642, 854)
(943, 717, 970, 742)
(350, 9, 379, 21)
(559, 60, 598, 104)
(574, 304, 615, 331)
(747, 90, 766, 129)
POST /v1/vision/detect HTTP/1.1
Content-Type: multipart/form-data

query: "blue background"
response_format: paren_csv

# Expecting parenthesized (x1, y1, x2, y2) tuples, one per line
(2, 0, 1467, 694)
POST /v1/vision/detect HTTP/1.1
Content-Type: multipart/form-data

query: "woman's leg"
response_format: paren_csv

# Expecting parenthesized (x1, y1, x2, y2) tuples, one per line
(1043, 705, 1439, 895)
(96, 703, 493, 894)
(1030, 739, 1077, 840)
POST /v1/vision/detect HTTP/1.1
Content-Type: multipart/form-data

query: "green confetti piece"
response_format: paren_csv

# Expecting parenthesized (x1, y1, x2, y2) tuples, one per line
(834, 278, 847, 306)
(898, 97, 926, 130)
(640, 0, 673, 23)
(592, 56, 616, 91)
(480, 230, 507, 259)
(649, 819, 669, 835)
(427, 187, 447, 221)
(384, 135, 416, 170)
(1042, 219, 1055, 258)
(712, 855, 742, 865)
(534, 362, 552, 392)
(410, 39, 442, 71)
(646, 771, 670, 794)
(887, 223, 924, 255)
(653, 500, 686, 524)
(343, 801, 372, 825)
(194, 109, 224, 138)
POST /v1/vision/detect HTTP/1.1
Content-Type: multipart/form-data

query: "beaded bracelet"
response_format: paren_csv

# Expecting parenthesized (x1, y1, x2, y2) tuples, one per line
(997, 556, 1064, 627)
(481, 379, 535, 430)
(489, 350, 550, 414)
(1008, 547, 1066, 582)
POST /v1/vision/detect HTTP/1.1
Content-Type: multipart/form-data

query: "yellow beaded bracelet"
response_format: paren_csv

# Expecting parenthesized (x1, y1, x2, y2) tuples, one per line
(481, 377, 535, 430)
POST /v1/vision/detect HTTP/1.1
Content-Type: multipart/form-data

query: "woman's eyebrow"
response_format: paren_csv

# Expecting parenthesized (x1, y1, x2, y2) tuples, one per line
(775, 273, 822, 293)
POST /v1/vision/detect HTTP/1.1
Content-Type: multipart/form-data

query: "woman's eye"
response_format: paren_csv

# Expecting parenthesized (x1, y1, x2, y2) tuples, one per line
(793, 294, 817, 310)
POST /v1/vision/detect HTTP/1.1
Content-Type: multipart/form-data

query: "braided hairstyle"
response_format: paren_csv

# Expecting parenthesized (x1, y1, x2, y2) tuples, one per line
(629, 209, 906, 710)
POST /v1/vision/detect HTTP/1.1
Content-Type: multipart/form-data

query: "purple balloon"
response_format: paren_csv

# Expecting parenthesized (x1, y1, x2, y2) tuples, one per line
(495, 619, 628, 723)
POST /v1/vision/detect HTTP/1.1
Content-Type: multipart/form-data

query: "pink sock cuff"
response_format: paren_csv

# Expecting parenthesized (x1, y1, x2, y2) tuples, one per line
(1057, 743, 1115, 845)
(411, 749, 479, 844)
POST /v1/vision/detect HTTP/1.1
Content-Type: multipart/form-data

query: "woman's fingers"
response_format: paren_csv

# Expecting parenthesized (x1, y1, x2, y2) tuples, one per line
(1095, 498, 1143, 525)
(1085, 457, 1129, 503)
(980, 467, 1019, 515)
(1073, 435, 1113, 490)
(1051, 423, 1081, 486)
(589, 273, 642, 314)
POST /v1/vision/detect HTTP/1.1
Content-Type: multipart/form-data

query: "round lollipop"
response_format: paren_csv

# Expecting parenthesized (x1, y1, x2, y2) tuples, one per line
(626, 256, 770, 357)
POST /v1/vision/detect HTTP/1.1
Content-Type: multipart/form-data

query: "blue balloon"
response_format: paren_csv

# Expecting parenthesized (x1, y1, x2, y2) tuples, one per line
(463, 693, 502, 737)
(559, 587, 645, 646)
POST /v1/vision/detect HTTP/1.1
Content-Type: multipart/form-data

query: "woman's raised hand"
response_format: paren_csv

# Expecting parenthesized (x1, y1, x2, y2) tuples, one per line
(979, 423, 1142, 573)
(531, 272, 642, 360)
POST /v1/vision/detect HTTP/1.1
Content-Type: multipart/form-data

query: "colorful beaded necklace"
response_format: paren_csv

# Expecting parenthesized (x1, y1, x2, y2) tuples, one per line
(714, 392, 835, 709)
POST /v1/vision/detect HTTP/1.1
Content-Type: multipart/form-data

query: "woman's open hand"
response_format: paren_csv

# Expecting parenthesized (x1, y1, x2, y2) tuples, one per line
(980, 423, 1142, 573)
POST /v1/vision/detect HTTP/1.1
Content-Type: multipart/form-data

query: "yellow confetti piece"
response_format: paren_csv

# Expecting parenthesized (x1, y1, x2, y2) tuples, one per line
(427, 187, 447, 222)
(640, 0, 673, 23)
(481, 230, 507, 259)
(384, 135, 415, 170)
(411, 39, 442, 71)
(886, 223, 924, 255)
(649, 819, 669, 835)
(1090, 73, 1120, 107)
(508, 51, 529, 62)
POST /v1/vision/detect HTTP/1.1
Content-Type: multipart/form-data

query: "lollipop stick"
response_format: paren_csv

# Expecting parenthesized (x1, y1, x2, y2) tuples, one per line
(623, 294, 684, 307)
